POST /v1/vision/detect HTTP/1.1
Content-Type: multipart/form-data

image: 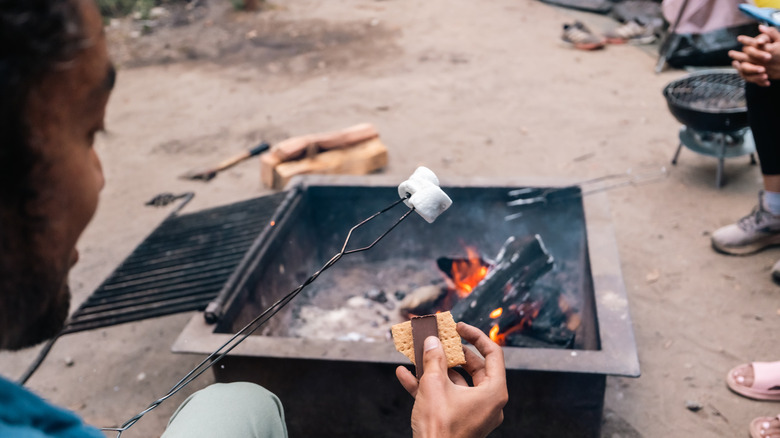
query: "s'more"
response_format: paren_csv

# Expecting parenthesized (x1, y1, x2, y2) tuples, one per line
(391, 311, 466, 378)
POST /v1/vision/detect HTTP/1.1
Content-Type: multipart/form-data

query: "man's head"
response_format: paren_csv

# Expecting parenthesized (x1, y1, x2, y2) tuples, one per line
(0, 0, 113, 350)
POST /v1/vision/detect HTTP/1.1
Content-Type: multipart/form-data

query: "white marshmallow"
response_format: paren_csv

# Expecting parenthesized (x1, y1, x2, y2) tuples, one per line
(409, 166, 439, 186)
(408, 185, 452, 223)
(397, 166, 452, 223)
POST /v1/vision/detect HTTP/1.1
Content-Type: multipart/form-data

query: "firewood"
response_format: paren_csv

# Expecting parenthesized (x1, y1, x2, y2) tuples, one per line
(450, 235, 554, 335)
(260, 137, 388, 189)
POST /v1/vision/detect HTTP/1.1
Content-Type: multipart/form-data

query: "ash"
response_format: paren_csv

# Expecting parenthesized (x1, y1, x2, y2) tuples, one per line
(288, 257, 443, 342)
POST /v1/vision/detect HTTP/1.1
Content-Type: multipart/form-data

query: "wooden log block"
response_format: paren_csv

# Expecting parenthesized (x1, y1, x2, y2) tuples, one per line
(243, 0, 261, 11)
(260, 137, 388, 189)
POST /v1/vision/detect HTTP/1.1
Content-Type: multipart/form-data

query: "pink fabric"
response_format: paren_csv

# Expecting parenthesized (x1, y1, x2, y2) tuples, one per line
(750, 361, 780, 391)
(663, 0, 755, 34)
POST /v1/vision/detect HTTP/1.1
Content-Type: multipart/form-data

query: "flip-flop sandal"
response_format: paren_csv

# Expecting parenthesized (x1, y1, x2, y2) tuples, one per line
(750, 415, 780, 438)
(727, 361, 780, 401)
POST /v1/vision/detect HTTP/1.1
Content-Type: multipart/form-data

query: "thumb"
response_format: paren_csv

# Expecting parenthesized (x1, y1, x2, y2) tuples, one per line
(420, 336, 447, 378)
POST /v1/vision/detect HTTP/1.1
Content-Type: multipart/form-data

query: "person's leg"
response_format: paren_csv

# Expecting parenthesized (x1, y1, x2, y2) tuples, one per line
(161, 382, 288, 438)
(711, 81, 780, 255)
(747, 81, 780, 183)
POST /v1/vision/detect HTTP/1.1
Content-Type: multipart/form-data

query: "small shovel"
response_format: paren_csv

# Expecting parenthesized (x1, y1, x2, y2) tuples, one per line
(179, 142, 270, 181)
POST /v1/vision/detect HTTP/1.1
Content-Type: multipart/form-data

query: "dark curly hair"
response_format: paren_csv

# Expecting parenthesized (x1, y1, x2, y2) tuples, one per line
(0, 0, 84, 210)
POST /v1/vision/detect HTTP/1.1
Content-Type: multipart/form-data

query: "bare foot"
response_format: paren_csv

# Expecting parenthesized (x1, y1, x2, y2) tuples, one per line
(732, 363, 755, 388)
(751, 416, 780, 438)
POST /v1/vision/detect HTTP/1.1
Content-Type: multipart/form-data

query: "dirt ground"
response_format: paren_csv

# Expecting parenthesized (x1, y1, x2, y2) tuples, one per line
(2, 0, 779, 436)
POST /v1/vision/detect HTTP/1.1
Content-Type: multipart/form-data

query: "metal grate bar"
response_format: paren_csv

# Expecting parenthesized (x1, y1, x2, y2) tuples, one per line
(72, 287, 222, 318)
(110, 229, 261, 274)
(63, 192, 288, 335)
(664, 71, 746, 111)
(62, 298, 216, 335)
(97, 256, 245, 294)
(74, 274, 235, 311)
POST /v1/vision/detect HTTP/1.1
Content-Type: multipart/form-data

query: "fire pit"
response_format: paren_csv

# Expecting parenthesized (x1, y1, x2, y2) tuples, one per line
(173, 175, 639, 437)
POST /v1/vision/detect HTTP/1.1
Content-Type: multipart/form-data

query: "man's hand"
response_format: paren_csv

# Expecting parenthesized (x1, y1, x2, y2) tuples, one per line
(396, 322, 508, 438)
(729, 25, 780, 86)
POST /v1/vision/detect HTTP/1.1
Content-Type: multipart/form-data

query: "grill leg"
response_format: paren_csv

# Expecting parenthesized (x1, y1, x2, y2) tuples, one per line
(671, 143, 684, 165)
(751, 153, 757, 165)
(716, 136, 727, 188)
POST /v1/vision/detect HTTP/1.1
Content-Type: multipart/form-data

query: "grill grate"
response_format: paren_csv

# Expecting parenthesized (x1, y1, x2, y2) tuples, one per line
(63, 193, 287, 334)
(664, 71, 746, 112)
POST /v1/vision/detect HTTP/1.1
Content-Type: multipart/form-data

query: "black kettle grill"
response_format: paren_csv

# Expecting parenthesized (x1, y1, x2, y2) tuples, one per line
(663, 69, 756, 188)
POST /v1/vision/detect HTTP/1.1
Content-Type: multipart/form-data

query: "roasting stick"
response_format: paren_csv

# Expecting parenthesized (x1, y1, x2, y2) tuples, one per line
(103, 196, 416, 437)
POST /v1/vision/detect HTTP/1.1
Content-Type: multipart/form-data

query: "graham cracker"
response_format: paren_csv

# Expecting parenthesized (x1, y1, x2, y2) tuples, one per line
(391, 311, 466, 368)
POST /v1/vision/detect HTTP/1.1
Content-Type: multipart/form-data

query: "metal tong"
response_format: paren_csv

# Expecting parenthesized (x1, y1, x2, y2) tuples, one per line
(104, 195, 415, 437)
(505, 166, 668, 220)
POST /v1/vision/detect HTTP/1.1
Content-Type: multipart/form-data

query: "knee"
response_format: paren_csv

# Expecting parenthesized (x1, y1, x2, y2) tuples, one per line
(199, 382, 283, 413)
(164, 382, 287, 438)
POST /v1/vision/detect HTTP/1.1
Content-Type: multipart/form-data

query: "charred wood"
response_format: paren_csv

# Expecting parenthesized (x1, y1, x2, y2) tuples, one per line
(450, 234, 554, 329)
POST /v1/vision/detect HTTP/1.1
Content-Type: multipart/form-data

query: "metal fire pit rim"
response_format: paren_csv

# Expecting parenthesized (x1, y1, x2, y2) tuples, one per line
(172, 175, 640, 378)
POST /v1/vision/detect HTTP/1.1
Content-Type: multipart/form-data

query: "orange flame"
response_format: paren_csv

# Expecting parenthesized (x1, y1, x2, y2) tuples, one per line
(451, 247, 489, 298)
(489, 308, 503, 319)
(489, 325, 500, 343)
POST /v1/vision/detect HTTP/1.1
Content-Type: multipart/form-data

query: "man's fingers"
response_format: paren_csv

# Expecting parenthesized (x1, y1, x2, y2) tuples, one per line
(396, 366, 419, 397)
(457, 322, 506, 383)
(461, 344, 488, 384)
(737, 34, 760, 47)
(448, 368, 469, 387)
(458, 323, 503, 360)
(421, 335, 448, 378)
(760, 25, 780, 42)
(740, 62, 768, 75)
(743, 46, 772, 63)
(729, 50, 749, 63)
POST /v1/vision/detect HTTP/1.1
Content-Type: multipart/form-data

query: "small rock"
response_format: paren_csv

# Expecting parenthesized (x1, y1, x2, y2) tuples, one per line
(685, 400, 703, 412)
(149, 7, 168, 19)
(136, 372, 146, 381)
(365, 289, 387, 303)
(64, 357, 75, 367)
(394, 290, 406, 301)
(646, 269, 660, 284)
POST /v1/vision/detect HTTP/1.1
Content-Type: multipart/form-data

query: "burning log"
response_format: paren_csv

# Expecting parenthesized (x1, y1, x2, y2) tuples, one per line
(450, 235, 557, 343)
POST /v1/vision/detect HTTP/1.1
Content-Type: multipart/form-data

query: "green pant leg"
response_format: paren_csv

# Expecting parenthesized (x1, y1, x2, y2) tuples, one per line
(161, 382, 288, 438)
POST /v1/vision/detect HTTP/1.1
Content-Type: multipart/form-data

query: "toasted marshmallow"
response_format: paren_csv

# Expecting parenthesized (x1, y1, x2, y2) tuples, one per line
(398, 166, 452, 223)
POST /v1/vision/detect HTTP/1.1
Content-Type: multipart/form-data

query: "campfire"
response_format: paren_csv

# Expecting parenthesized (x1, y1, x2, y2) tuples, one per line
(284, 233, 581, 350)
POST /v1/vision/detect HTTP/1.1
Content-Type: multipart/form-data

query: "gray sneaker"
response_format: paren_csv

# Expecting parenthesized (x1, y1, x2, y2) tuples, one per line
(772, 259, 780, 284)
(711, 191, 780, 255)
